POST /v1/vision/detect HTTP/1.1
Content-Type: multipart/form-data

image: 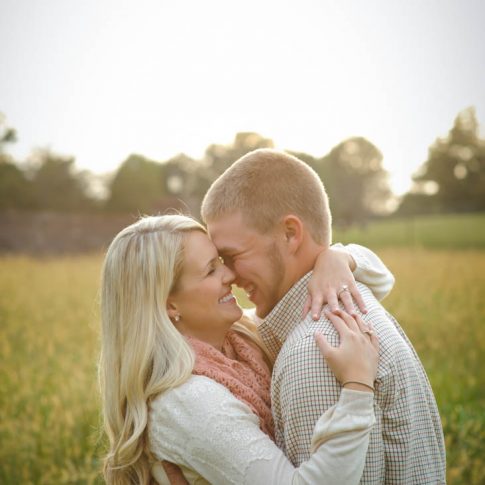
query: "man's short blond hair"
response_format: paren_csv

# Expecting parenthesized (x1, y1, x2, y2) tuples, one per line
(201, 149, 332, 246)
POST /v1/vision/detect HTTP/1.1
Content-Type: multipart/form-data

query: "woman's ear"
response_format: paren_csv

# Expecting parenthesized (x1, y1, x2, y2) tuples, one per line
(282, 215, 304, 254)
(166, 299, 179, 321)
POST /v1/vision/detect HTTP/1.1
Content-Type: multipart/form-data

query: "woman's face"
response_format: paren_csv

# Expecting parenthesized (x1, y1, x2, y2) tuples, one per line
(168, 230, 243, 347)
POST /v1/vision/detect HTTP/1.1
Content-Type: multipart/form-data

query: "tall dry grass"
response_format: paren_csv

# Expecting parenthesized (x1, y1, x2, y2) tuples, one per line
(379, 248, 485, 484)
(0, 255, 104, 484)
(1, 248, 484, 484)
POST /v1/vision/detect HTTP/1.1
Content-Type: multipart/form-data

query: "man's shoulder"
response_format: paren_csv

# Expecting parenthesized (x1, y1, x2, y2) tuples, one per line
(275, 317, 335, 370)
(275, 303, 419, 377)
(282, 316, 326, 345)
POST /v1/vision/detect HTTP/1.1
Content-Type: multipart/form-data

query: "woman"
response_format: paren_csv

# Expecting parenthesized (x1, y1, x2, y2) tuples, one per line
(99, 215, 387, 484)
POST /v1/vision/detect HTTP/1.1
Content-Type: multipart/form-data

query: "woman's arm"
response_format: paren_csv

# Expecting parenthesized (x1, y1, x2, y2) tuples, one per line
(150, 379, 374, 485)
(304, 243, 395, 319)
(150, 312, 378, 485)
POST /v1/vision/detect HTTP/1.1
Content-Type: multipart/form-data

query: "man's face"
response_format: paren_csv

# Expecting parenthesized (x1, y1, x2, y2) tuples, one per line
(207, 212, 287, 318)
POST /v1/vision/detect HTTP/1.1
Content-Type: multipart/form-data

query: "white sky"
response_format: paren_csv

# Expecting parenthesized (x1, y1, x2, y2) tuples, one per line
(1, 0, 484, 195)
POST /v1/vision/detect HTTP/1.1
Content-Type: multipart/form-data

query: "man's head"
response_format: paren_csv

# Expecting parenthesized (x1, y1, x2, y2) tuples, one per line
(201, 149, 332, 318)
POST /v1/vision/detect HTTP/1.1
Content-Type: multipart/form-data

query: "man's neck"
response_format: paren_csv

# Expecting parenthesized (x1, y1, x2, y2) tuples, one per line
(274, 238, 327, 311)
(292, 238, 327, 285)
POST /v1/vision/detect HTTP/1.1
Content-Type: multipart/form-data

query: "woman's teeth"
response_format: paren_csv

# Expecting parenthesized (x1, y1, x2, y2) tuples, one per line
(219, 293, 234, 304)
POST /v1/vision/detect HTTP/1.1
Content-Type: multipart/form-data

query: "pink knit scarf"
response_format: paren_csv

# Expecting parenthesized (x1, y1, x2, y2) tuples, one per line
(187, 330, 275, 440)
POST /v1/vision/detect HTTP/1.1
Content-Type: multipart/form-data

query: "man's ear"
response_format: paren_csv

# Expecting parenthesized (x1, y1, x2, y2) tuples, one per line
(281, 215, 304, 254)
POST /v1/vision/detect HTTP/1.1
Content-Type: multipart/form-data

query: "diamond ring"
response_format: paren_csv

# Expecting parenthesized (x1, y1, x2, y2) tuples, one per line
(337, 284, 350, 297)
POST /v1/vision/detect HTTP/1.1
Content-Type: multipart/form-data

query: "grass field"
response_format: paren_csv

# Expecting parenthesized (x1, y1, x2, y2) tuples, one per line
(1, 215, 485, 484)
(333, 212, 485, 249)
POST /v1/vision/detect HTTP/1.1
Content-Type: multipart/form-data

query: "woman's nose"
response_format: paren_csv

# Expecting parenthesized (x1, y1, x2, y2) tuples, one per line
(222, 264, 236, 285)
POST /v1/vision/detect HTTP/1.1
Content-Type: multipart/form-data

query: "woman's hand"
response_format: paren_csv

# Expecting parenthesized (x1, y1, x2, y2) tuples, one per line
(303, 247, 368, 320)
(314, 310, 379, 393)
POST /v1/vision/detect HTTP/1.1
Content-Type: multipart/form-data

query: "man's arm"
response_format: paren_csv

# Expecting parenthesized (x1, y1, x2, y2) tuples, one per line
(364, 304, 446, 484)
(153, 462, 189, 485)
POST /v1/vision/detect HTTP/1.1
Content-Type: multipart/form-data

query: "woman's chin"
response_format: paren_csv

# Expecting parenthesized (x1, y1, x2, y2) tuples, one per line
(223, 306, 244, 326)
(218, 298, 243, 320)
(234, 306, 244, 321)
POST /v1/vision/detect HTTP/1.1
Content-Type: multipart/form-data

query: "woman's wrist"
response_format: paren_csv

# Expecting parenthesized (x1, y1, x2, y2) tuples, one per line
(342, 380, 375, 393)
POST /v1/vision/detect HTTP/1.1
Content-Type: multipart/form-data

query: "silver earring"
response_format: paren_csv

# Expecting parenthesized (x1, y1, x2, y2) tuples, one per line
(174, 314, 181, 323)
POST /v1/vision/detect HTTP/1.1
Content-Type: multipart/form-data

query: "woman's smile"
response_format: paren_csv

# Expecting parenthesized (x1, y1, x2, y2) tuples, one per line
(218, 291, 237, 304)
(167, 231, 243, 348)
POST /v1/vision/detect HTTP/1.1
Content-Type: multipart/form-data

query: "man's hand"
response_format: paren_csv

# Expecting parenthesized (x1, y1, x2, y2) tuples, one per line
(161, 461, 189, 485)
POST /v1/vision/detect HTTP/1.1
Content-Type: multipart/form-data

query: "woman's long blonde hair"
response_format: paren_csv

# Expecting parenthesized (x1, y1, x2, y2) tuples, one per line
(99, 214, 205, 484)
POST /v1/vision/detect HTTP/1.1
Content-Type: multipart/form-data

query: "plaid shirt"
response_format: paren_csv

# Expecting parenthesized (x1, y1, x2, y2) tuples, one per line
(259, 272, 446, 484)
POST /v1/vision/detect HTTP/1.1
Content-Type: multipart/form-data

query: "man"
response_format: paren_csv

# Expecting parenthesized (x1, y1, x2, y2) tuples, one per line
(201, 149, 446, 484)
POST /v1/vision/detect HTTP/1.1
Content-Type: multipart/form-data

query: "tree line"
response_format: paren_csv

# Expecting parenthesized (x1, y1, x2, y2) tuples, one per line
(1, 108, 484, 226)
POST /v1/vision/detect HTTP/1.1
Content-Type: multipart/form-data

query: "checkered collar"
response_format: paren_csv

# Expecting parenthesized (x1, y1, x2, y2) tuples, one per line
(258, 271, 312, 361)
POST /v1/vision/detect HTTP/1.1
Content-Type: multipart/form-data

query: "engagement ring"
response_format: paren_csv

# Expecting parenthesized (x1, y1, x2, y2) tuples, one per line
(337, 284, 350, 297)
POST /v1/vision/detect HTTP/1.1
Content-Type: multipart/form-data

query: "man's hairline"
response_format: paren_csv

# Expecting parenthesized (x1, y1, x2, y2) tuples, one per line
(205, 208, 330, 247)
(204, 209, 272, 235)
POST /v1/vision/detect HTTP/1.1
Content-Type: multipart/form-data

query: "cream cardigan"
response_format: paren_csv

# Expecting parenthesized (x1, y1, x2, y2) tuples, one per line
(149, 377, 375, 485)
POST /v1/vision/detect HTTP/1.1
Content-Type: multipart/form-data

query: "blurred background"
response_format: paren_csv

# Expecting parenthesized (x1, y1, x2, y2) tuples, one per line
(1, 1, 484, 483)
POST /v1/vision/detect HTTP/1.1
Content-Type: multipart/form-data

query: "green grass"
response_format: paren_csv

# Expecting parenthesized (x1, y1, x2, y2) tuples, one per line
(1, 214, 484, 484)
(333, 212, 485, 249)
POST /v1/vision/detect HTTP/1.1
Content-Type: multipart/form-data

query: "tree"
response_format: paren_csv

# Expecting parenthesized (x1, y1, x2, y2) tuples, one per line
(203, 132, 274, 178)
(0, 114, 95, 212)
(0, 113, 17, 151)
(0, 160, 33, 209)
(163, 153, 202, 214)
(185, 132, 275, 216)
(318, 137, 391, 226)
(0, 114, 33, 209)
(287, 150, 319, 173)
(27, 149, 94, 211)
(106, 154, 166, 213)
(399, 107, 485, 214)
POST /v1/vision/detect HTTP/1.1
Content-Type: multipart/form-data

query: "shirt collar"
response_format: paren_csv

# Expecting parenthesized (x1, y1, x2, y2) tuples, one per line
(258, 271, 312, 360)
